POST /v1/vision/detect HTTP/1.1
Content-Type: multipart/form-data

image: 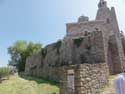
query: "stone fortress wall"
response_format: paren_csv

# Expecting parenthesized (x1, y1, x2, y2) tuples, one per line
(25, 0, 125, 94)
(25, 29, 107, 81)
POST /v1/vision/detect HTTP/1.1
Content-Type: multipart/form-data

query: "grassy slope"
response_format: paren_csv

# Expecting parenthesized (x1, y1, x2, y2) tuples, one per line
(0, 74, 117, 94)
(0, 74, 59, 94)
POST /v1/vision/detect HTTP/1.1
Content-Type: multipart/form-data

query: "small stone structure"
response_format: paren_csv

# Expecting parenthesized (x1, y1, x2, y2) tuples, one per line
(25, 0, 125, 94)
(60, 63, 109, 94)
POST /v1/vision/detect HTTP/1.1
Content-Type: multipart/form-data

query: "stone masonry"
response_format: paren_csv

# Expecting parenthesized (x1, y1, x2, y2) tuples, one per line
(60, 63, 109, 94)
(25, 0, 125, 94)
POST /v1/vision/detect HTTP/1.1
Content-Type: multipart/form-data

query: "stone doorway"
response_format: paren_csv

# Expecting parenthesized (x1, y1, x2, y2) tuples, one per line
(67, 69, 75, 94)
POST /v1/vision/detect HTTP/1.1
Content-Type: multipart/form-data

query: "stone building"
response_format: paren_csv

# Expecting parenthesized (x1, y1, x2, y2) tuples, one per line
(25, 0, 125, 94)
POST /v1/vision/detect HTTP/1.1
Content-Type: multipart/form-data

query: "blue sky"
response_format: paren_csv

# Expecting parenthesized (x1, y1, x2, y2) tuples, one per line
(0, 0, 125, 67)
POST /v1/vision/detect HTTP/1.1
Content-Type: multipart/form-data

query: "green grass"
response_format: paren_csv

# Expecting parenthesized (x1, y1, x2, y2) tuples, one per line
(0, 74, 59, 94)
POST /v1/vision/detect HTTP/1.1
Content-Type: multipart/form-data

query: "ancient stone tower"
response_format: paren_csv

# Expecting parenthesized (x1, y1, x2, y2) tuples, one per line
(66, 0, 125, 74)
(96, 0, 125, 74)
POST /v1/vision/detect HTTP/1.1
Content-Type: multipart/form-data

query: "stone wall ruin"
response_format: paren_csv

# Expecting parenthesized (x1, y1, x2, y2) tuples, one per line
(25, 0, 125, 94)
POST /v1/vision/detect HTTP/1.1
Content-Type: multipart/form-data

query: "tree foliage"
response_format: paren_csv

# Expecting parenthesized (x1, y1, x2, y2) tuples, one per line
(8, 40, 42, 72)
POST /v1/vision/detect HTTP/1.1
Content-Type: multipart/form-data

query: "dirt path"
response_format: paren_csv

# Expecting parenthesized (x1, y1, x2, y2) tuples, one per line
(100, 75, 116, 94)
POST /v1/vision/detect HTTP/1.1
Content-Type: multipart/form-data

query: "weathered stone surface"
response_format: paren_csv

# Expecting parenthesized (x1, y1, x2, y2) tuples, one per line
(25, 0, 125, 94)
(60, 63, 109, 94)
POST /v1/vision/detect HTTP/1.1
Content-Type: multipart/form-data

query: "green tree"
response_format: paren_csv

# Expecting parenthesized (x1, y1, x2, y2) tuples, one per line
(8, 40, 42, 72)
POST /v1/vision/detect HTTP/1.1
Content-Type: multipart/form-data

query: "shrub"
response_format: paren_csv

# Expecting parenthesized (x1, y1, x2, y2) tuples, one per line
(42, 48, 47, 58)
(0, 67, 11, 80)
(73, 38, 83, 47)
(52, 92, 57, 94)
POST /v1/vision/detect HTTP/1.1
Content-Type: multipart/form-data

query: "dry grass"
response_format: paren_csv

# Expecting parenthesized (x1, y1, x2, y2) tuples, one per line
(0, 74, 59, 94)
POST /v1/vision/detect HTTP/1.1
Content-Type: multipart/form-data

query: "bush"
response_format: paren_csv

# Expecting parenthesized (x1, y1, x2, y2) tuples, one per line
(41, 48, 47, 58)
(0, 67, 11, 80)
(73, 38, 83, 47)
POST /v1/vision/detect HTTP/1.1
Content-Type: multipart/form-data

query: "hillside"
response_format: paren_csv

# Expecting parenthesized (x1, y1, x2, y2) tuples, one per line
(0, 74, 59, 94)
(0, 74, 118, 94)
